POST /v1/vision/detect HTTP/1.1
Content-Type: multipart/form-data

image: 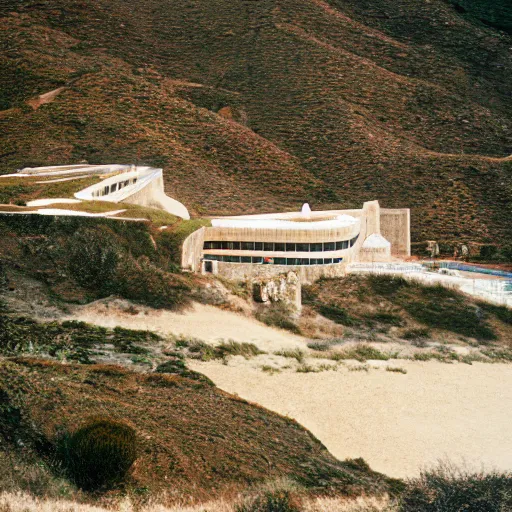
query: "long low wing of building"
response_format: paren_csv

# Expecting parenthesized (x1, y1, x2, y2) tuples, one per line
(74, 165, 190, 220)
(12, 164, 190, 220)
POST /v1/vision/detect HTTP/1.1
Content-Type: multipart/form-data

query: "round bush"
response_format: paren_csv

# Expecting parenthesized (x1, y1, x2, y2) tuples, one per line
(60, 417, 137, 490)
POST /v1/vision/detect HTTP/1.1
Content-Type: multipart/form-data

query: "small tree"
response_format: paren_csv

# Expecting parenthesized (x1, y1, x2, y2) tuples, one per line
(59, 417, 137, 490)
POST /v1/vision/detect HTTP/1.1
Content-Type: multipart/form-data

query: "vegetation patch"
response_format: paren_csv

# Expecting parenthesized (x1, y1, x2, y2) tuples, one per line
(58, 417, 137, 490)
(183, 339, 265, 361)
(0, 314, 162, 364)
(317, 304, 355, 326)
(0, 215, 196, 309)
(333, 345, 395, 363)
(303, 275, 510, 345)
(399, 463, 512, 511)
(386, 367, 407, 374)
(274, 348, 306, 363)
(256, 303, 301, 334)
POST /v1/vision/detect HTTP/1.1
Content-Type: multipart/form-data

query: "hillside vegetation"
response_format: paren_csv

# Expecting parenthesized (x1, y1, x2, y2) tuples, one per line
(0, 0, 511, 243)
(0, 214, 206, 309)
(303, 274, 512, 347)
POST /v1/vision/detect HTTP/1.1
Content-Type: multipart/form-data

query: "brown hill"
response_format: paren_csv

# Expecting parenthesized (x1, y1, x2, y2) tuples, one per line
(0, 0, 511, 243)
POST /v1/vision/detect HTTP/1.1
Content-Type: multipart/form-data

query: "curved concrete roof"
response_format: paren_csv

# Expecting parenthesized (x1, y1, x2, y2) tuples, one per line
(211, 214, 358, 231)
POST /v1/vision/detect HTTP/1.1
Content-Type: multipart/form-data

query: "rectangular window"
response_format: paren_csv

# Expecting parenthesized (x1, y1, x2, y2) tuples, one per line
(285, 243, 296, 252)
(203, 242, 213, 250)
(252, 257, 264, 264)
(324, 258, 333, 264)
(264, 242, 274, 252)
(296, 243, 309, 252)
(211, 241, 222, 250)
(274, 243, 285, 252)
(255, 242, 263, 251)
(310, 243, 323, 252)
(333, 258, 343, 264)
(299, 258, 309, 266)
(241, 242, 255, 251)
(310, 258, 321, 265)
(274, 258, 286, 265)
(335, 241, 343, 250)
(323, 242, 335, 251)
(241, 256, 252, 263)
(103, 186, 109, 195)
(204, 254, 217, 261)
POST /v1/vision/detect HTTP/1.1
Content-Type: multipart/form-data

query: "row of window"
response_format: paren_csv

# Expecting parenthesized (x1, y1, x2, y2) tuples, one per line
(92, 177, 138, 198)
(204, 255, 343, 265)
(203, 235, 358, 253)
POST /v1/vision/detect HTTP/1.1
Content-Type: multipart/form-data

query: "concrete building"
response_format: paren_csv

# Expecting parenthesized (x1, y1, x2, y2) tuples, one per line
(182, 200, 410, 283)
(16, 164, 190, 219)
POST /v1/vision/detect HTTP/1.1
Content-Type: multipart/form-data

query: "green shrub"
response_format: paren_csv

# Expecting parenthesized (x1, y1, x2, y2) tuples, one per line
(365, 311, 403, 326)
(215, 340, 265, 359)
(115, 256, 191, 309)
(480, 245, 498, 260)
(481, 349, 512, 362)
(0, 261, 8, 290)
(155, 357, 214, 384)
(307, 340, 336, 351)
(402, 328, 430, 340)
(477, 302, 512, 325)
(399, 463, 512, 511)
(236, 490, 301, 512)
(67, 227, 120, 292)
(59, 417, 137, 490)
(386, 367, 407, 374)
(255, 303, 300, 333)
(368, 275, 410, 295)
(274, 348, 305, 363)
(403, 297, 496, 341)
(340, 345, 393, 362)
(318, 304, 355, 326)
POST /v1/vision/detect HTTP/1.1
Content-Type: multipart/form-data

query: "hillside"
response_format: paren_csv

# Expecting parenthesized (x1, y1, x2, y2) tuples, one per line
(0, 0, 511, 243)
(0, 356, 399, 502)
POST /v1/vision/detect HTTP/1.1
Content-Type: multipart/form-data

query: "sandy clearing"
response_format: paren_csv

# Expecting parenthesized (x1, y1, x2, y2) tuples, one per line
(68, 300, 306, 351)
(189, 359, 512, 478)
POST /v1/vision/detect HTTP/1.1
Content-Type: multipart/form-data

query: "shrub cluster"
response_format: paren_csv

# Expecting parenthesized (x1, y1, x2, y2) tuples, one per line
(58, 417, 137, 490)
(236, 490, 301, 512)
(399, 464, 512, 511)
(255, 302, 301, 333)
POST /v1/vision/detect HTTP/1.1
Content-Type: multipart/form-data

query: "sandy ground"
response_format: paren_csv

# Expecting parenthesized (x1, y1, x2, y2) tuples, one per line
(69, 300, 306, 351)
(189, 359, 512, 478)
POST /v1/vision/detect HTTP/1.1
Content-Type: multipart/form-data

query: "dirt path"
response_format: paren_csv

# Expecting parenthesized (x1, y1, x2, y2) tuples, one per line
(189, 359, 512, 478)
(68, 299, 306, 351)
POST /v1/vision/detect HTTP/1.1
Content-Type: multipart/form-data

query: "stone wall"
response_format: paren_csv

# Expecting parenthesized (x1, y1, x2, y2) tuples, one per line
(253, 271, 302, 311)
(212, 261, 347, 284)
